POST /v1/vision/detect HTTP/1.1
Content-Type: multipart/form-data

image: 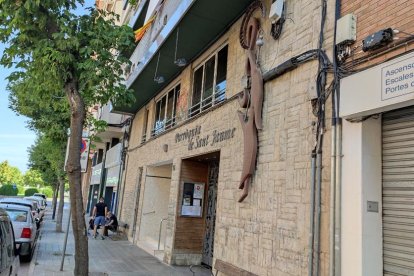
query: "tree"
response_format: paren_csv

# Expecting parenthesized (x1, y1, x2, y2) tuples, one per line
(0, 161, 23, 186)
(23, 169, 45, 187)
(28, 135, 67, 232)
(0, 2, 135, 274)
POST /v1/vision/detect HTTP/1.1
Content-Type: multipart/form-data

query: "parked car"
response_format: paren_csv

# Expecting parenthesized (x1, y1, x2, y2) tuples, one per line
(0, 208, 20, 275)
(0, 198, 41, 225)
(25, 196, 46, 211)
(24, 197, 45, 220)
(0, 204, 38, 262)
(33, 193, 46, 201)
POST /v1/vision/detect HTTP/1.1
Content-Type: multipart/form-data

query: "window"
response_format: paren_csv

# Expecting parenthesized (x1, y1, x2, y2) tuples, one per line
(141, 108, 149, 143)
(151, 84, 181, 137)
(6, 209, 28, 222)
(189, 45, 228, 117)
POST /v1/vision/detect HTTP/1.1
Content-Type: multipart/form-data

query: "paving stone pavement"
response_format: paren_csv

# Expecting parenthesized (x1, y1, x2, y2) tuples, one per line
(31, 204, 212, 276)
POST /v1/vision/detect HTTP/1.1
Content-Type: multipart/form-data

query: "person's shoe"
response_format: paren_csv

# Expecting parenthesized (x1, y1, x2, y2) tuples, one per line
(93, 235, 97, 239)
(101, 236, 105, 240)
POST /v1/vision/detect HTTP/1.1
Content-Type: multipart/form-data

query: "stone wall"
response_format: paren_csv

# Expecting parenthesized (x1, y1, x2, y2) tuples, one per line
(119, 0, 336, 275)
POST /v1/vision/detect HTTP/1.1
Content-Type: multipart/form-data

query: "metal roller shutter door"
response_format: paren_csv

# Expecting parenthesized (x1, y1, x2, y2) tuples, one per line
(383, 106, 414, 276)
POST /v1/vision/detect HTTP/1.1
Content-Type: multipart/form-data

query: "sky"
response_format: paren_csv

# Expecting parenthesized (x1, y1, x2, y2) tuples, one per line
(0, 0, 95, 173)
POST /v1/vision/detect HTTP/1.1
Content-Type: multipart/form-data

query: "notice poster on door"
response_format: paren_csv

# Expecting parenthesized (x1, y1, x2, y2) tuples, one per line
(193, 183, 204, 199)
(180, 182, 204, 217)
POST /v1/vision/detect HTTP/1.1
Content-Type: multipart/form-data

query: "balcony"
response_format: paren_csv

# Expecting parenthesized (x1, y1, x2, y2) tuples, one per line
(114, 0, 253, 114)
(94, 104, 129, 141)
(90, 163, 103, 185)
(105, 143, 122, 168)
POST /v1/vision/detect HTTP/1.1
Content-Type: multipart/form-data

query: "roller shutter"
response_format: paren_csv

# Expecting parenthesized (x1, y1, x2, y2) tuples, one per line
(383, 106, 414, 276)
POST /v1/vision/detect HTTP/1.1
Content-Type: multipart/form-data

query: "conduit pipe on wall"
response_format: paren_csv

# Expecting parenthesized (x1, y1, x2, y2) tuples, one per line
(308, 150, 317, 276)
(314, 133, 324, 276)
(329, 117, 337, 276)
(330, 0, 342, 275)
(334, 119, 342, 276)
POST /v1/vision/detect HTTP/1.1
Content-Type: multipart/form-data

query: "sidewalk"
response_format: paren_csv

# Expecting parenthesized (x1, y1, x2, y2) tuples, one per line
(31, 204, 212, 276)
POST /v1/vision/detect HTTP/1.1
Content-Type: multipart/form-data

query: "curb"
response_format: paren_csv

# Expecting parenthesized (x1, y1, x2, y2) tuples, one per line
(27, 229, 42, 275)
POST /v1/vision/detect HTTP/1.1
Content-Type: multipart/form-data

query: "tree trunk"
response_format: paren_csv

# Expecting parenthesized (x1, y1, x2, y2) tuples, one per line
(65, 79, 88, 276)
(51, 183, 58, 220)
(55, 178, 65, 232)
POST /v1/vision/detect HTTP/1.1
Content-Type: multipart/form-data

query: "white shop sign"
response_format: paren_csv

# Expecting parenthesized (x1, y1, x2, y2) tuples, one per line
(382, 56, 414, 100)
(340, 51, 414, 119)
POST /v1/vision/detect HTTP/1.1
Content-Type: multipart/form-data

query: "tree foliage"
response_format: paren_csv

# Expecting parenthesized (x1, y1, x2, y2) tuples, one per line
(1, 2, 135, 110)
(23, 169, 44, 187)
(0, 161, 23, 185)
(28, 135, 66, 186)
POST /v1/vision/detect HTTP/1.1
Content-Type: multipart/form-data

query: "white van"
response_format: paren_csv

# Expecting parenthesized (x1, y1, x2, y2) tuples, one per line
(0, 208, 20, 276)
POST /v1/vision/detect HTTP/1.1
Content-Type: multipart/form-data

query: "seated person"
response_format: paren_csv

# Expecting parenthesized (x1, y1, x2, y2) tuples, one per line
(103, 211, 118, 236)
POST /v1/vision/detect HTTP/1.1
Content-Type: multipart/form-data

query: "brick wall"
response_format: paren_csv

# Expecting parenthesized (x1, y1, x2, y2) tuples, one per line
(341, 0, 414, 67)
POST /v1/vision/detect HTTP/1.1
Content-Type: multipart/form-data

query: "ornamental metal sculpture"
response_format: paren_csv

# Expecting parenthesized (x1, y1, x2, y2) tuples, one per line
(237, 15, 263, 202)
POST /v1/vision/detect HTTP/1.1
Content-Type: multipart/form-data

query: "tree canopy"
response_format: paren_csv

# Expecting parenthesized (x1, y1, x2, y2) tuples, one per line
(0, 161, 23, 185)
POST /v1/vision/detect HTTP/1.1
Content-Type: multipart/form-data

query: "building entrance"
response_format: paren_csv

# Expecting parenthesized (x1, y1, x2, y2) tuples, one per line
(173, 151, 220, 266)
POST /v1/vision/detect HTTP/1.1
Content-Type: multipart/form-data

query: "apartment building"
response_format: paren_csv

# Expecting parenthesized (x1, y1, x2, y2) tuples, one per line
(84, 103, 130, 215)
(108, 0, 336, 275)
(338, 1, 414, 276)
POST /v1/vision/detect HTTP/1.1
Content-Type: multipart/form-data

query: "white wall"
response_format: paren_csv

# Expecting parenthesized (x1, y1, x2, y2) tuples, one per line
(138, 164, 172, 249)
(342, 117, 383, 276)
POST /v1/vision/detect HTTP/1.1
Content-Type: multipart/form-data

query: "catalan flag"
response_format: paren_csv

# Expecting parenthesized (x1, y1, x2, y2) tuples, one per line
(134, 16, 156, 42)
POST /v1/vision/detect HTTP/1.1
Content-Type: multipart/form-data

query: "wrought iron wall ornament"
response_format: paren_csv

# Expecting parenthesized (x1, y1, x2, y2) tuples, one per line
(237, 16, 264, 203)
(239, 0, 265, 50)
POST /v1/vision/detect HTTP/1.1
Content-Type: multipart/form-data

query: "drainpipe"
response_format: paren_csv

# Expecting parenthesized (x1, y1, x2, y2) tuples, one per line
(329, 117, 337, 276)
(335, 118, 342, 276)
(314, 132, 323, 276)
(331, 0, 342, 275)
(113, 141, 125, 214)
(308, 149, 317, 276)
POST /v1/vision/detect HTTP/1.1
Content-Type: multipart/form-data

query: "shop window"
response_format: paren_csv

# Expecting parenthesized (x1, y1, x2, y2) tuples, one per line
(151, 84, 180, 137)
(189, 45, 228, 118)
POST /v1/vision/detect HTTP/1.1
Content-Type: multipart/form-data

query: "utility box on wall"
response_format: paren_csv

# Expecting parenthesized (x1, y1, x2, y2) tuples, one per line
(336, 13, 357, 45)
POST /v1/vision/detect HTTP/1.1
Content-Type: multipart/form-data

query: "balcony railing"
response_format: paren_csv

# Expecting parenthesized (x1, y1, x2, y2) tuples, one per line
(188, 89, 226, 118)
(146, 88, 226, 139)
(151, 116, 177, 138)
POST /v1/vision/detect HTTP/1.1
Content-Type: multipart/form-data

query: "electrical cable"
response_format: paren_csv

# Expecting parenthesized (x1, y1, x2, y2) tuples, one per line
(341, 36, 414, 72)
